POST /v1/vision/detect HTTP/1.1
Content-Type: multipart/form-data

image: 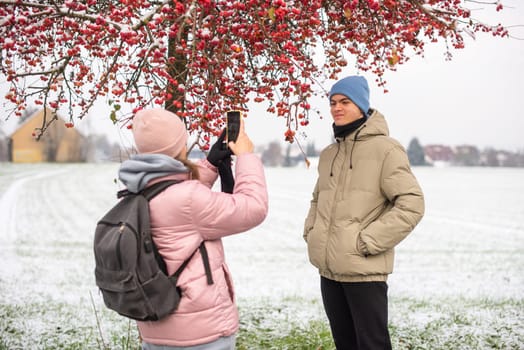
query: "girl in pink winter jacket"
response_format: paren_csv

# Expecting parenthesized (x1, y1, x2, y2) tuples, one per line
(118, 108, 268, 350)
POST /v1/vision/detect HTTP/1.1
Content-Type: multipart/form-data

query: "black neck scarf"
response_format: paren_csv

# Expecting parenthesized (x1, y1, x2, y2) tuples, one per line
(332, 116, 367, 139)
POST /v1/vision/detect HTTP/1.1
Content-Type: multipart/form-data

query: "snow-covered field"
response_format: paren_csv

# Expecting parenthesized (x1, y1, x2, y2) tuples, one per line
(0, 162, 523, 348)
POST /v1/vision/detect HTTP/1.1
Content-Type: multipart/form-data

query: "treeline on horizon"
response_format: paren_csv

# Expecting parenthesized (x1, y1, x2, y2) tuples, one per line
(251, 137, 524, 168)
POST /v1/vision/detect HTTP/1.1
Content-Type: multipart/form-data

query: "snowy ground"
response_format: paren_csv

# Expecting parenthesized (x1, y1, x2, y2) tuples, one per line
(0, 162, 523, 348)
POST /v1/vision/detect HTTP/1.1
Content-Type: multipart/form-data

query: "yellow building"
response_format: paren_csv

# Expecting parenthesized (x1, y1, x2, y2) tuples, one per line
(9, 108, 87, 163)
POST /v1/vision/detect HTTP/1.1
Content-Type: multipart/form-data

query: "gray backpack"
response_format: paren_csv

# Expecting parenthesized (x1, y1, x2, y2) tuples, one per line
(94, 180, 213, 321)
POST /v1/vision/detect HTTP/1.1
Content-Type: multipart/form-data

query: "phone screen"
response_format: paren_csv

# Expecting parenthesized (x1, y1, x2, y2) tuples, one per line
(226, 110, 241, 143)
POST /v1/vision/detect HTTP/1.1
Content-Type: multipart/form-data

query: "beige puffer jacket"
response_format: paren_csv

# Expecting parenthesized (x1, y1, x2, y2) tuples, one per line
(304, 109, 424, 282)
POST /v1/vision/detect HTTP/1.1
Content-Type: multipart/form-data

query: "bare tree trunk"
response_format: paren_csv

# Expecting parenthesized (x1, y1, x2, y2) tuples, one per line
(165, 19, 188, 116)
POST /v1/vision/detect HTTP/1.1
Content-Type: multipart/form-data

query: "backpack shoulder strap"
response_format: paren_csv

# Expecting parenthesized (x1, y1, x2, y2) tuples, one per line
(198, 242, 214, 285)
(171, 242, 214, 286)
(142, 180, 182, 200)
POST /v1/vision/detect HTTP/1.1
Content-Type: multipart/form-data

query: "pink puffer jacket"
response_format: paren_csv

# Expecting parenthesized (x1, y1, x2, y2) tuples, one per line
(137, 153, 268, 346)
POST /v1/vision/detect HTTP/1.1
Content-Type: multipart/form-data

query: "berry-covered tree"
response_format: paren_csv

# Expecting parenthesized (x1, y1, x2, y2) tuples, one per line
(0, 0, 509, 149)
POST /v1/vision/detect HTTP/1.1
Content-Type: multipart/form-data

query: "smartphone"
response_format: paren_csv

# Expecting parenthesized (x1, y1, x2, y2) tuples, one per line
(225, 110, 241, 144)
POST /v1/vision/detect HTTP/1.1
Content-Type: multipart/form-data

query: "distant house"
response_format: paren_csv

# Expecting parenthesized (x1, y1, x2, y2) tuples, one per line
(424, 144, 454, 166)
(8, 108, 87, 163)
(453, 145, 480, 166)
(480, 148, 521, 167)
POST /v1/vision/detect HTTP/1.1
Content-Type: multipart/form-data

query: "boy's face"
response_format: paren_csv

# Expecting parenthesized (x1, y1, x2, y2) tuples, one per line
(330, 94, 363, 126)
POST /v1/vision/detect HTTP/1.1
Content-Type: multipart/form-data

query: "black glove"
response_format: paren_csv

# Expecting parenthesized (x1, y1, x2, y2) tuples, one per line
(207, 130, 235, 193)
(218, 160, 235, 194)
(207, 130, 232, 167)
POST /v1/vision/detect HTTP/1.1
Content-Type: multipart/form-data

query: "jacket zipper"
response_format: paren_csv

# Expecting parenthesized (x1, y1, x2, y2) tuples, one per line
(116, 223, 126, 269)
(325, 141, 349, 272)
(99, 221, 137, 269)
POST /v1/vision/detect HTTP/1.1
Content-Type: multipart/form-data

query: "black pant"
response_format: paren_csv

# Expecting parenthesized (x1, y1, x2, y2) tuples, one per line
(320, 277, 392, 350)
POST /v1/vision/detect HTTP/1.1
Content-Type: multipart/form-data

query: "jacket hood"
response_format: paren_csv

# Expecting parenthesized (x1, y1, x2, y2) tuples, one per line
(118, 153, 189, 193)
(361, 109, 389, 139)
(338, 109, 389, 143)
(331, 109, 390, 171)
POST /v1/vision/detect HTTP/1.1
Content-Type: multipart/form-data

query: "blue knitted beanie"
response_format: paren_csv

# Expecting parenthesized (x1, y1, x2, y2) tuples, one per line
(329, 76, 370, 115)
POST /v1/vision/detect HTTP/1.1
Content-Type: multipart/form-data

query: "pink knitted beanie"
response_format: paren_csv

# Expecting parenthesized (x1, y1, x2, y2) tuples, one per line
(132, 108, 188, 157)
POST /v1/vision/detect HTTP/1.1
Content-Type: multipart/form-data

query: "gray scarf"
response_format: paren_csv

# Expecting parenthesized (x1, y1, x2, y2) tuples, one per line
(118, 154, 189, 193)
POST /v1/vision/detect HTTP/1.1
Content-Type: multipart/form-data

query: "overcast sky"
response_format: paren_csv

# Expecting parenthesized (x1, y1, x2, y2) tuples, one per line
(1, 2, 523, 152)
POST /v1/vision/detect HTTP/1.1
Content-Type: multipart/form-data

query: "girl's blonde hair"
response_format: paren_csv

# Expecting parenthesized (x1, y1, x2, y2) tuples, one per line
(177, 157, 200, 180)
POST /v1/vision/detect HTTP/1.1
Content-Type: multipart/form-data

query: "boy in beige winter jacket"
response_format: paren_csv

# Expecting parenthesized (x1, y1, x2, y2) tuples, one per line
(304, 76, 424, 350)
